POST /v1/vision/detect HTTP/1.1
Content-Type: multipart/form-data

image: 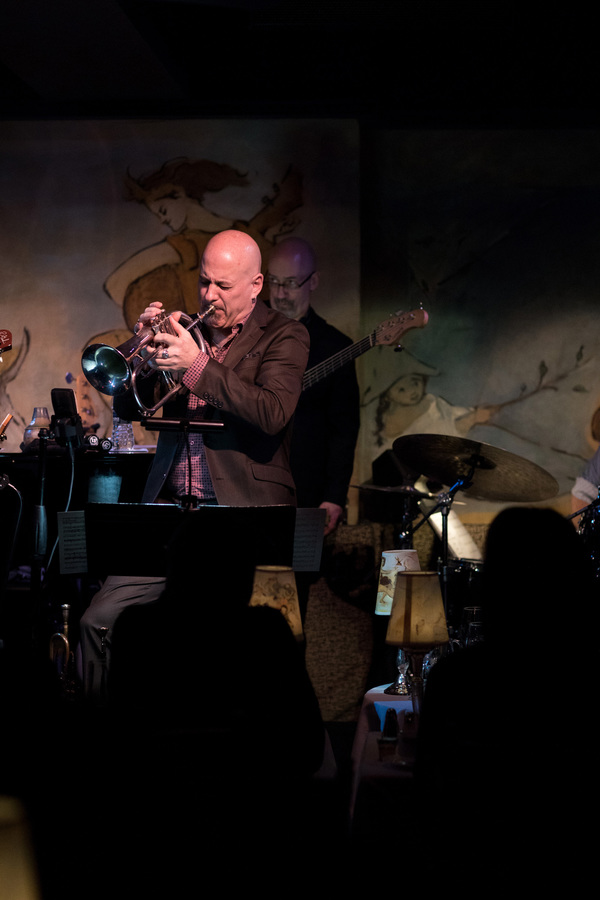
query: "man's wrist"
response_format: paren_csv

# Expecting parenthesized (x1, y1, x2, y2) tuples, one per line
(182, 351, 209, 388)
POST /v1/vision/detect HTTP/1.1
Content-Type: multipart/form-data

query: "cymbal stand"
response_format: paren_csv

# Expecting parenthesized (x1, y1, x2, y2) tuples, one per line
(407, 470, 474, 625)
(566, 494, 600, 522)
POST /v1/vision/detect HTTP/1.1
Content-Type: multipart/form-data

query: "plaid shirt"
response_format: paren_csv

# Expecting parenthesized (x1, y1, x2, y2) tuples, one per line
(163, 312, 250, 502)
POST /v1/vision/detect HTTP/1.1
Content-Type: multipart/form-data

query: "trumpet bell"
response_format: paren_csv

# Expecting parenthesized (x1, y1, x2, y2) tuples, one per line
(81, 342, 132, 396)
(80, 306, 214, 417)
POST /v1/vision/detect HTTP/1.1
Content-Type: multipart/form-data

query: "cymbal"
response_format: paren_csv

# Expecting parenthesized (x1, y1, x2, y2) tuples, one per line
(392, 433, 559, 502)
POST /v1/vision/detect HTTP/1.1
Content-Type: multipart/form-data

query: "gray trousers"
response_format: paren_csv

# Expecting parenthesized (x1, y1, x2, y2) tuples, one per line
(79, 575, 166, 704)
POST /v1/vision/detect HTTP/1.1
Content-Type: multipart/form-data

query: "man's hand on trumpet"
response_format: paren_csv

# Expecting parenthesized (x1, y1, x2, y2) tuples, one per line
(135, 300, 165, 329)
(152, 317, 201, 373)
(137, 302, 202, 374)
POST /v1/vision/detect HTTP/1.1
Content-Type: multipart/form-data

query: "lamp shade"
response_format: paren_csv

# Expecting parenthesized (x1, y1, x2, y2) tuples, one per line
(375, 549, 420, 615)
(249, 565, 303, 640)
(385, 571, 449, 649)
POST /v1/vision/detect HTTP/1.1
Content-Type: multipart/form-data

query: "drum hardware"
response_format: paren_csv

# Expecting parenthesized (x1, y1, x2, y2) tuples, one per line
(569, 493, 600, 579)
(353, 483, 435, 549)
(81, 305, 215, 417)
(392, 434, 559, 626)
(443, 558, 485, 633)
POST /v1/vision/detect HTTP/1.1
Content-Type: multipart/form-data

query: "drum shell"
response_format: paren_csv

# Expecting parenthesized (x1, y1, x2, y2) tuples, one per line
(440, 557, 484, 631)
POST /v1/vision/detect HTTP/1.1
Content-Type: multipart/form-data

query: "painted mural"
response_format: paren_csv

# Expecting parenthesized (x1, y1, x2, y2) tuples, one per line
(0, 119, 360, 451)
(358, 129, 600, 515)
(2, 123, 600, 521)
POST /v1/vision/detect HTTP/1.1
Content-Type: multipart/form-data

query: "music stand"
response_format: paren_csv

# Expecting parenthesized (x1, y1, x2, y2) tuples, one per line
(85, 503, 296, 578)
(142, 417, 226, 508)
(141, 417, 225, 434)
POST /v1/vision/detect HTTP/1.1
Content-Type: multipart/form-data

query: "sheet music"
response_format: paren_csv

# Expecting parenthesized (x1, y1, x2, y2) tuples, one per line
(424, 506, 482, 560)
(293, 507, 327, 572)
(57, 510, 88, 573)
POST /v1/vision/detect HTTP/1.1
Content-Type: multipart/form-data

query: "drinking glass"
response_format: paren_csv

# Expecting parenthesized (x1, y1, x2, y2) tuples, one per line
(461, 605, 483, 646)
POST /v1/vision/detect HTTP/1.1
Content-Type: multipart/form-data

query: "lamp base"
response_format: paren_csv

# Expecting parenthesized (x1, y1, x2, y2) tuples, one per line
(405, 650, 427, 716)
(384, 647, 410, 695)
(383, 676, 410, 696)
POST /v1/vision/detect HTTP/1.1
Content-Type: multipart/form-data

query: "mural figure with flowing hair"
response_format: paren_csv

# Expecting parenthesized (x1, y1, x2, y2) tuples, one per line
(0, 328, 31, 436)
(74, 158, 303, 444)
(104, 157, 303, 330)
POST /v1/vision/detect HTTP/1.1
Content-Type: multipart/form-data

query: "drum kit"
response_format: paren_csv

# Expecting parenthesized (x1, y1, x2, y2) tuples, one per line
(358, 433, 561, 631)
(573, 495, 600, 579)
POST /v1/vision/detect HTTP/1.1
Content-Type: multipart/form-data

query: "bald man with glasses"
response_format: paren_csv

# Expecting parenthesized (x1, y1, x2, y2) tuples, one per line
(267, 237, 360, 543)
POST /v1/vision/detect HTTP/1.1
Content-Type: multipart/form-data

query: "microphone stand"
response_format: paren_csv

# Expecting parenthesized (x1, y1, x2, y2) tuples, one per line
(32, 428, 49, 592)
(29, 427, 50, 652)
(567, 494, 600, 521)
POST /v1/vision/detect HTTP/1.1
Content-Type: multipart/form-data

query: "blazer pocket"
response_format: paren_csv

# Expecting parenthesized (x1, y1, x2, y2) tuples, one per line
(251, 463, 295, 489)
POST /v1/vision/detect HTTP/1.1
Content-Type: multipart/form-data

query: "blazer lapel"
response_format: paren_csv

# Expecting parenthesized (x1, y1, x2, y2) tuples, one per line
(222, 300, 268, 369)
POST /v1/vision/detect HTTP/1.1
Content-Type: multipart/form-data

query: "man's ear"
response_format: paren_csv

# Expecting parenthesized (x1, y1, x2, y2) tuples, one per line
(309, 271, 319, 291)
(252, 272, 264, 298)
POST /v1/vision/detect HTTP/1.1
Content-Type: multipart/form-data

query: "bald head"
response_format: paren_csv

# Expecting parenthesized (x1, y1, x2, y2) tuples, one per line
(267, 237, 319, 320)
(199, 230, 264, 332)
(269, 237, 316, 273)
(204, 229, 262, 278)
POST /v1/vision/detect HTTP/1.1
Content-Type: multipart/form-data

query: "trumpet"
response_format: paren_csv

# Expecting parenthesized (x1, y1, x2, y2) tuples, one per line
(49, 603, 76, 699)
(81, 306, 215, 417)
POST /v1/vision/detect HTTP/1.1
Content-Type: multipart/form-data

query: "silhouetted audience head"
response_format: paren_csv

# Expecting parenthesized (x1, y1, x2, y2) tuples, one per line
(480, 505, 596, 648)
(416, 505, 596, 884)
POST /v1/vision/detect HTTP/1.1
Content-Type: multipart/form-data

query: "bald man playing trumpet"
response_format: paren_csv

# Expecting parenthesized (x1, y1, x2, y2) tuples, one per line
(80, 230, 310, 701)
(132, 228, 310, 506)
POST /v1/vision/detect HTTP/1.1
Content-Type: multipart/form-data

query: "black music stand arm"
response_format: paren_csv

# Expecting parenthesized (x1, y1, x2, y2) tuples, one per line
(141, 417, 226, 509)
(141, 417, 225, 434)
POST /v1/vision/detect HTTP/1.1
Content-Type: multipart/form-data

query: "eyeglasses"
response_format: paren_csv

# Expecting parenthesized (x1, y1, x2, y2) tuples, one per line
(266, 271, 315, 292)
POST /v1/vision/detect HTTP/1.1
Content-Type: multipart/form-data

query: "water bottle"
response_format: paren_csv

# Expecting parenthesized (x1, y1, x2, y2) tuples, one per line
(110, 413, 134, 452)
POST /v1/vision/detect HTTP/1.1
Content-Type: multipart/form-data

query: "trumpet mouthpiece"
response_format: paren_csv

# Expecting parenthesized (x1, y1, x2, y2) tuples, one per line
(199, 304, 216, 321)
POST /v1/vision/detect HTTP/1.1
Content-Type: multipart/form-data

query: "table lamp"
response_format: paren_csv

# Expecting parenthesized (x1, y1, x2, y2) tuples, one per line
(385, 571, 449, 715)
(375, 549, 420, 616)
(375, 549, 420, 695)
(249, 565, 303, 641)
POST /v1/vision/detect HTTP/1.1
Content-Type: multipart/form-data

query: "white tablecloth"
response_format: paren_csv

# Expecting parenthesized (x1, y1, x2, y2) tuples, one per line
(351, 684, 414, 772)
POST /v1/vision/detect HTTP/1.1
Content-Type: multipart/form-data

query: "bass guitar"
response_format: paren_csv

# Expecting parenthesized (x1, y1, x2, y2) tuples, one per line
(302, 308, 428, 391)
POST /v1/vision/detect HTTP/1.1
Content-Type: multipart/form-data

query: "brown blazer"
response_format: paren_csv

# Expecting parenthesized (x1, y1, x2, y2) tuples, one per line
(138, 300, 310, 506)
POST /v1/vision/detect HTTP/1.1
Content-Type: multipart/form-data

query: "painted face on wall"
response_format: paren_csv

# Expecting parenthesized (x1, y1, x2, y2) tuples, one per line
(146, 189, 189, 232)
(387, 374, 427, 407)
